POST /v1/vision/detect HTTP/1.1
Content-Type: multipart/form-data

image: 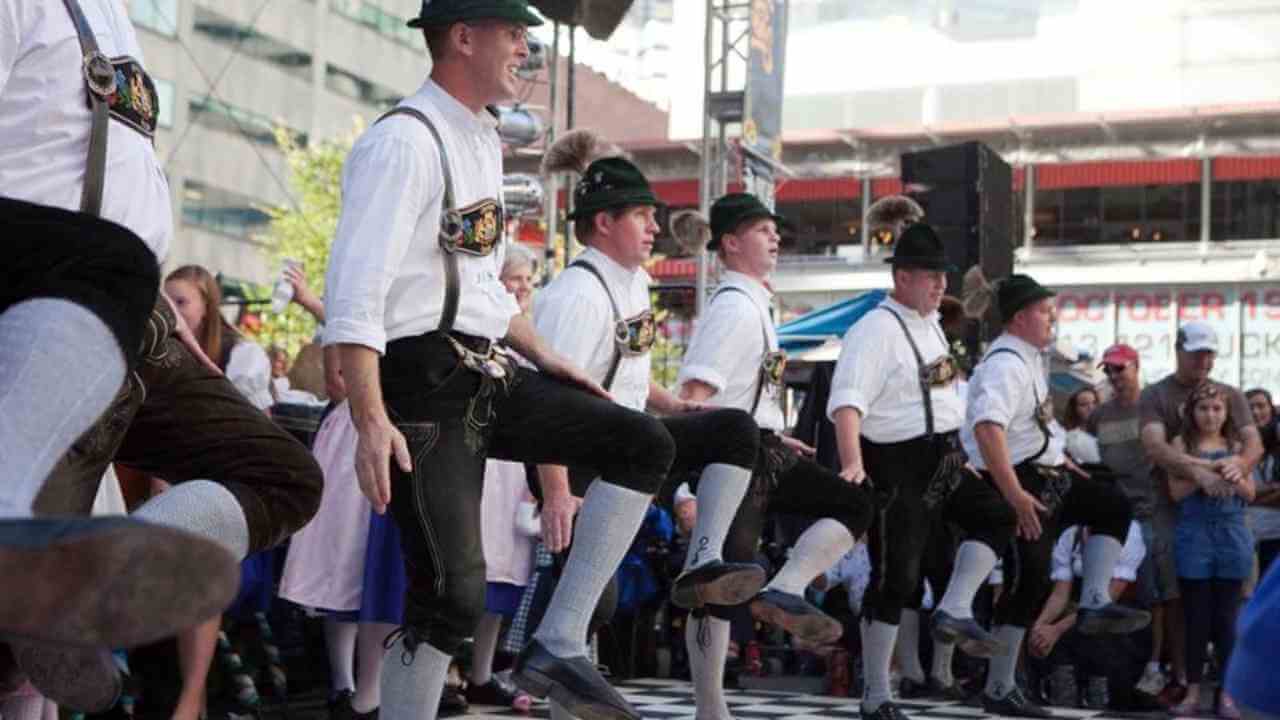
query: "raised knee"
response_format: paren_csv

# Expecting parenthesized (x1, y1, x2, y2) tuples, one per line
(711, 409, 760, 468)
(621, 414, 675, 493)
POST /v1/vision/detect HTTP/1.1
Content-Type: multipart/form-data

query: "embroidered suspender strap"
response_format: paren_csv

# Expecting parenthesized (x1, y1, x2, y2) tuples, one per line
(711, 286, 773, 416)
(984, 347, 1052, 463)
(567, 259, 623, 391)
(61, 0, 115, 216)
(375, 106, 464, 333)
(877, 306, 940, 437)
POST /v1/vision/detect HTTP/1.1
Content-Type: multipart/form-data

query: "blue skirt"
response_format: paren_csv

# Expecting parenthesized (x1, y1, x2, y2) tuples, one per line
(329, 510, 407, 624)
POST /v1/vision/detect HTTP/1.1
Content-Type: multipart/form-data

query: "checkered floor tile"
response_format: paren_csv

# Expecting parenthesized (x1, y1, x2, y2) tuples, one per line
(456, 678, 1157, 720)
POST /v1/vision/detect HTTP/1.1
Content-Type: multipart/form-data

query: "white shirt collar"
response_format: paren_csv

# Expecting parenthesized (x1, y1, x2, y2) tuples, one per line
(579, 246, 644, 294)
(720, 270, 772, 309)
(995, 332, 1043, 362)
(412, 78, 496, 134)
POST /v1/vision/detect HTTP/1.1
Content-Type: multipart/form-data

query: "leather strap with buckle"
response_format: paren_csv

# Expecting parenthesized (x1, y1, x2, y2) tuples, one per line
(61, 0, 112, 216)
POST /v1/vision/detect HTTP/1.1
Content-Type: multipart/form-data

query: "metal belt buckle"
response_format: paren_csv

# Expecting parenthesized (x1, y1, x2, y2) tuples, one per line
(83, 50, 117, 99)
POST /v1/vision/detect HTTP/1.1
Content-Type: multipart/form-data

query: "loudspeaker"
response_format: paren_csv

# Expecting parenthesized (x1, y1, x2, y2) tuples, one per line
(901, 141, 1014, 355)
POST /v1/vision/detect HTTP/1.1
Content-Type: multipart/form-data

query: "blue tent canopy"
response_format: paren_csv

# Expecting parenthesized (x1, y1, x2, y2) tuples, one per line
(777, 289, 886, 355)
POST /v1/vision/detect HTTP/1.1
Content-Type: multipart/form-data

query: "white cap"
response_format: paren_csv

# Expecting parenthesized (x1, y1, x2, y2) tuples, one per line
(1177, 321, 1219, 353)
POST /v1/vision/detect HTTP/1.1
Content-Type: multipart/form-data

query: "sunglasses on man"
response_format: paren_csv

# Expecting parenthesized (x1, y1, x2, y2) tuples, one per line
(1102, 363, 1130, 376)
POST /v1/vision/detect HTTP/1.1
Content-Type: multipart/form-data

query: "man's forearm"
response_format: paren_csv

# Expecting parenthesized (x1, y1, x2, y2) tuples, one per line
(833, 407, 863, 469)
(974, 422, 1022, 499)
(537, 464, 572, 499)
(503, 314, 547, 368)
(648, 381, 681, 414)
(338, 344, 386, 427)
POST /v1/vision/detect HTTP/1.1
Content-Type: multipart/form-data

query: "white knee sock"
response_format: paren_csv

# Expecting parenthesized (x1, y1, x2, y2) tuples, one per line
(896, 610, 926, 683)
(1080, 534, 1123, 609)
(937, 541, 998, 620)
(325, 618, 358, 694)
(765, 519, 853, 595)
(470, 613, 502, 685)
(353, 622, 395, 713)
(534, 481, 650, 658)
(132, 480, 250, 560)
(684, 464, 751, 570)
(686, 615, 732, 720)
(861, 619, 898, 712)
(0, 299, 125, 518)
(379, 636, 449, 720)
(931, 637, 956, 686)
(983, 625, 1027, 699)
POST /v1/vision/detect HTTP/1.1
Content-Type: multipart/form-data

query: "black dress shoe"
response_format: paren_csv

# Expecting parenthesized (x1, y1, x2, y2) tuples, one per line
(11, 638, 121, 712)
(1077, 603, 1151, 635)
(927, 677, 970, 702)
(511, 640, 639, 720)
(860, 700, 911, 720)
(330, 690, 379, 720)
(465, 674, 524, 706)
(982, 688, 1054, 718)
(899, 676, 929, 699)
(671, 561, 766, 609)
(749, 589, 843, 644)
(0, 517, 238, 649)
(931, 610, 1002, 658)
(438, 685, 468, 717)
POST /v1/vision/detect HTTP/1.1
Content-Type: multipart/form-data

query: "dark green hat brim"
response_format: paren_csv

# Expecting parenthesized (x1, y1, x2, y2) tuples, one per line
(407, 2, 544, 28)
(566, 188, 661, 220)
(884, 256, 957, 272)
(708, 208, 786, 250)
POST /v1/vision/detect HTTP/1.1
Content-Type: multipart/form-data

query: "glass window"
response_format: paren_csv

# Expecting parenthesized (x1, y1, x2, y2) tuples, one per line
(188, 96, 307, 147)
(181, 180, 272, 241)
(325, 64, 402, 109)
(192, 7, 313, 80)
(329, 0, 421, 50)
(130, 0, 178, 36)
(153, 78, 176, 128)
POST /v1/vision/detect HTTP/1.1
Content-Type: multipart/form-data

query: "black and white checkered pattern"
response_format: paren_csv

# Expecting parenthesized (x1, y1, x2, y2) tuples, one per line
(458, 678, 1145, 720)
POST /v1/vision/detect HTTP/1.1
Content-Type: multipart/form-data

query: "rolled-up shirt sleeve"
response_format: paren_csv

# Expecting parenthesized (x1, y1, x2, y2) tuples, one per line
(1050, 527, 1076, 582)
(678, 296, 756, 394)
(323, 133, 431, 353)
(1116, 521, 1146, 582)
(967, 355, 1027, 428)
(826, 317, 887, 421)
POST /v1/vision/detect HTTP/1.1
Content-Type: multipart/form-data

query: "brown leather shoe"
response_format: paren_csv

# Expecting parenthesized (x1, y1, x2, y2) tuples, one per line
(0, 516, 238, 648)
(9, 639, 121, 712)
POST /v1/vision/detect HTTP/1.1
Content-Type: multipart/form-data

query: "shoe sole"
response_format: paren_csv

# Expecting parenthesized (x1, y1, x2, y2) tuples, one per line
(511, 665, 640, 720)
(0, 521, 239, 649)
(10, 640, 121, 712)
(750, 599, 843, 645)
(672, 566, 767, 610)
(1078, 610, 1151, 636)
(932, 624, 1004, 659)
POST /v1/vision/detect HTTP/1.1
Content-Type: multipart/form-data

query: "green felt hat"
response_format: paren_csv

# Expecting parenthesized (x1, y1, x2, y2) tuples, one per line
(998, 273, 1056, 321)
(566, 156, 660, 220)
(708, 193, 785, 250)
(407, 0, 544, 29)
(884, 223, 955, 271)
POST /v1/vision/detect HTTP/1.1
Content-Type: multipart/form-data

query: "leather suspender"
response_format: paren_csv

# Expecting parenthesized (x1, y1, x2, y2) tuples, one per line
(568, 259, 623, 391)
(878, 305, 949, 438)
(984, 347, 1052, 463)
(710, 286, 773, 416)
(375, 106, 465, 333)
(61, 0, 116, 216)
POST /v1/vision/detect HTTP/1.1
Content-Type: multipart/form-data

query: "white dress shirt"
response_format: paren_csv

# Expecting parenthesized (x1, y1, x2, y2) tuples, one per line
(678, 271, 786, 432)
(226, 341, 273, 411)
(533, 247, 652, 412)
(961, 333, 1066, 470)
(323, 79, 519, 354)
(0, 0, 172, 260)
(1051, 522, 1146, 583)
(826, 296, 964, 443)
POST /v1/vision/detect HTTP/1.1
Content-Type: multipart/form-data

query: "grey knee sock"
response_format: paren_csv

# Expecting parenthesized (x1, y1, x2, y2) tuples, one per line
(549, 700, 577, 720)
(931, 637, 956, 686)
(354, 622, 396, 713)
(380, 636, 449, 720)
(0, 299, 125, 518)
(684, 463, 751, 570)
(1080, 534, 1123, 609)
(533, 480, 650, 658)
(861, 619, 898, 712)
(937, 541, 999, 619)
(896, 610, 926, 683)
(686, 615, 732, 720)
(133, 480, 250, 560)
(983, 625, 1027, 699)
(766, 518, 853, 595)
(470, 613, 502, 686)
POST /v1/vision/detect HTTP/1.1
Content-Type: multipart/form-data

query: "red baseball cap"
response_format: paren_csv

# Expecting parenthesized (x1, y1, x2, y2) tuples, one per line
(1099, 344, 1139, 367)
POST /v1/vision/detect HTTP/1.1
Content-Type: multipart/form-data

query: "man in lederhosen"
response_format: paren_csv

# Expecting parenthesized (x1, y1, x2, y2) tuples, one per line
(324, 5, 683, 720)
(957, 273, 1150, 716)
(1, 0, 314, 711)
(829, 223, 1019, 720)
(533, 139, 768, 720)
(676, 193, 876, 720)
